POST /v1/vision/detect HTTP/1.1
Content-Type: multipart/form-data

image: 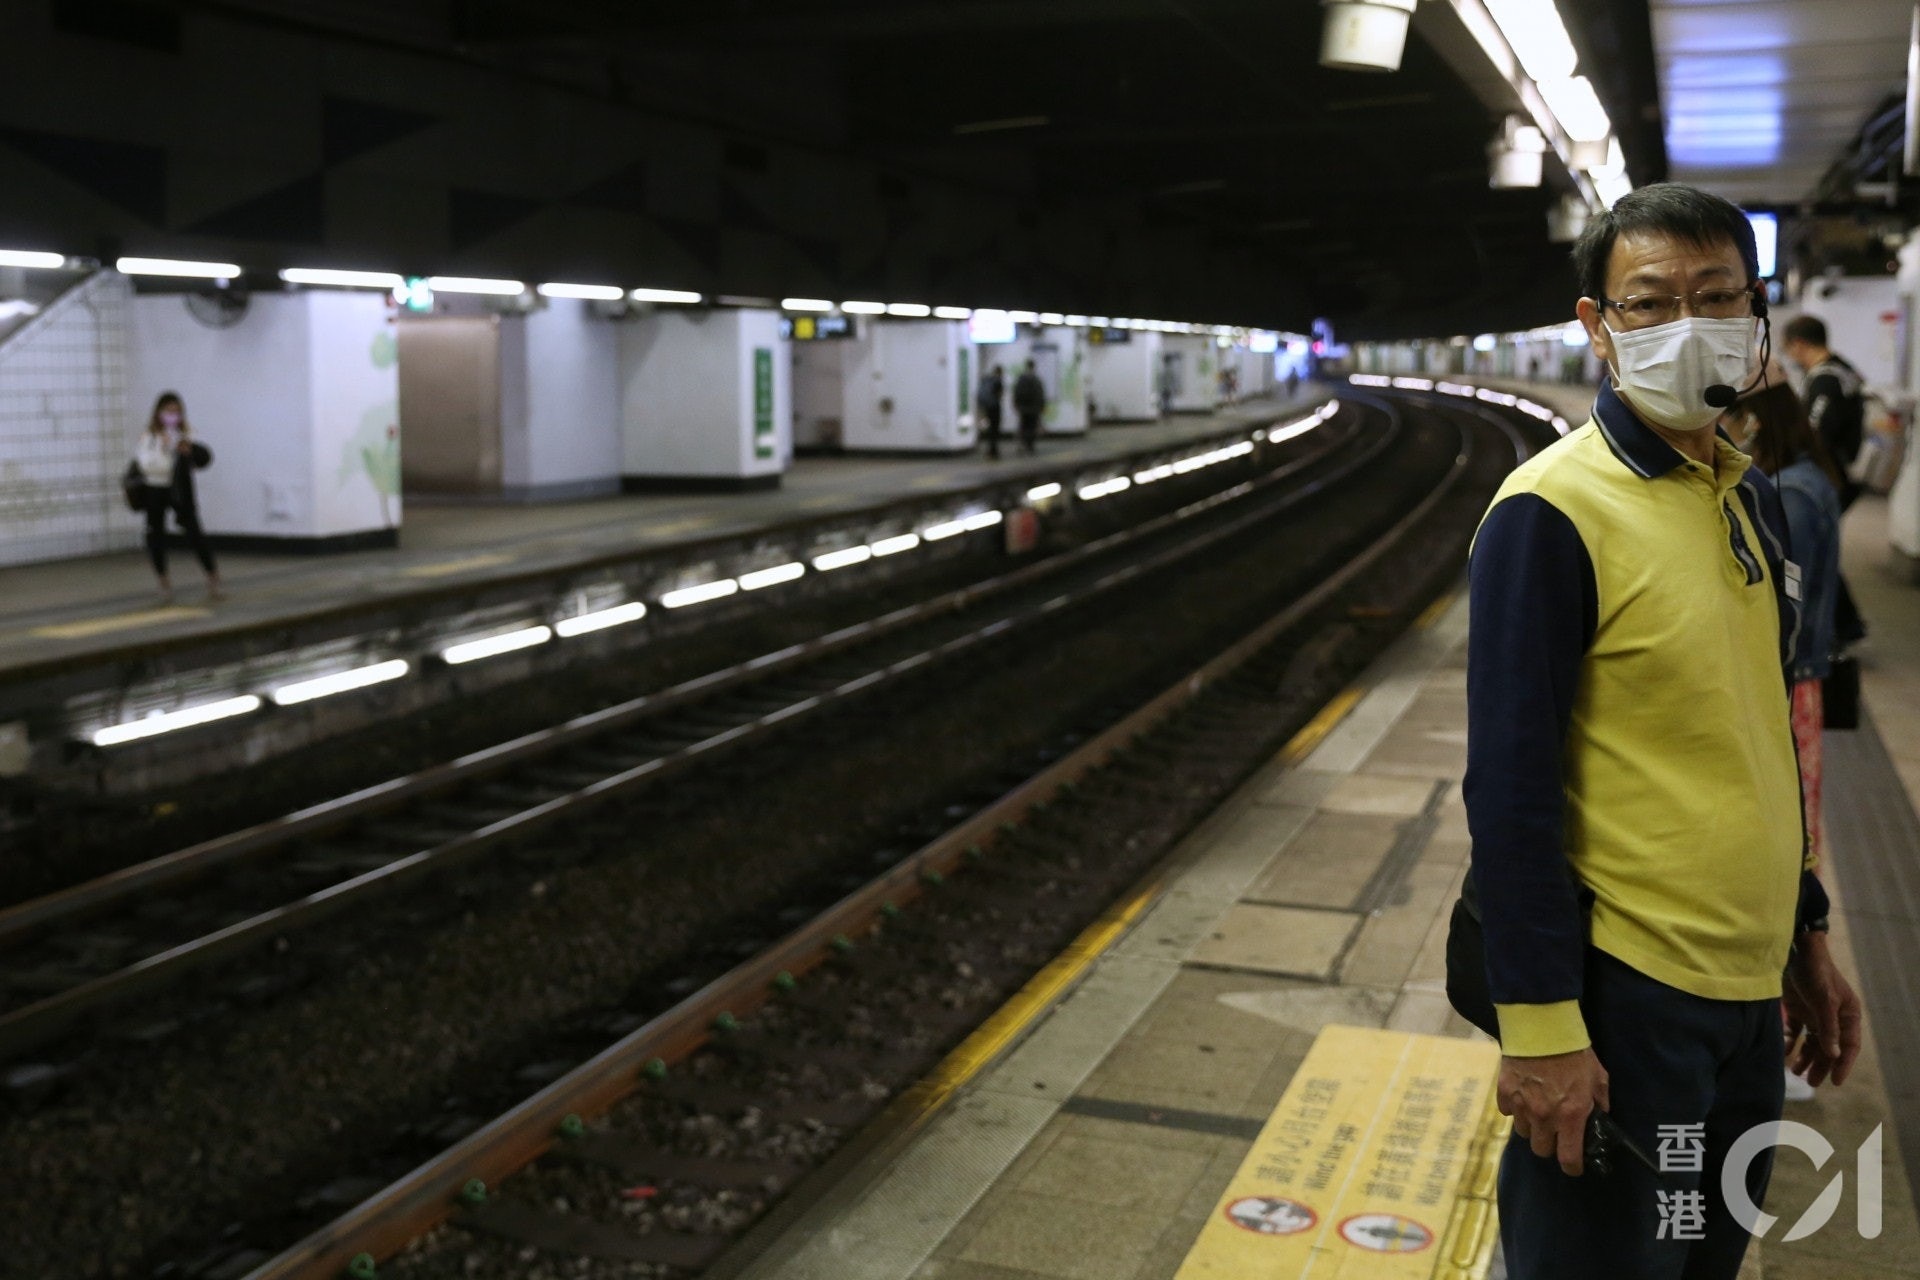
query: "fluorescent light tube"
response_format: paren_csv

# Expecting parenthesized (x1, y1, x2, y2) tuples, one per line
(538, 282, 625, 301)
(842, 300, 886, 314)
(782, 298, 834, 312)
(1026, 483, 1063, 502)
(0, 249, 67, 269)
(428, 276, 525, 296)
(660, 579, 740, 609)
(93, 695, 262, 746)
(933, 306, 971, 320)
(1538, 75, 1612, 144)
(270, 659, 410, 706)
(441, 625, 552, 664)
(1484, 0, 1577, 81)
(813, 546, 873, 571)
(738, 562, 805, 590)
(631, 287, 703, 304)
(886, 302, 933, 317)
(280, 268, 404, 289)
(117, 257, 241, 279)
(869, 533, 921, 557)
(554, 602, 648, 637)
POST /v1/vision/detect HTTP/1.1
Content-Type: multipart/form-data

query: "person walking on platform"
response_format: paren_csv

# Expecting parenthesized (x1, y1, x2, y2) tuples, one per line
(1012, 359, 1046, 455)
(1455, 183, 1860, 1280)
(1781, 315, 1869, 647)
(132, 391, 221, 603)
(977, 363, 1006, 460)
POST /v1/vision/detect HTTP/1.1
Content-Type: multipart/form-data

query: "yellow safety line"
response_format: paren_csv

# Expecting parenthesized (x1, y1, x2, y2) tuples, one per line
(890, 680, 1369, 1131)
(31, 605, 210, 639)
(1279, 684, 1364, 765)
(1414, 590, 1458, 632)
(1433, 1091, 1512, 1278)
(400, 552, 513, 578)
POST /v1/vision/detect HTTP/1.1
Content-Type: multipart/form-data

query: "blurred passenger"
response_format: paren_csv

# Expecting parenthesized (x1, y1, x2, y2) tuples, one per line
(976, 363, 1006, 460)
(1219, 363, 1238, 406)
(1727, 370, 1844, 1105)
(1286, 365, 1302, 399)
(134, 391, 220, 603)
(1456, 183, 1858, 1280)
(1012, 359, 1046, 455)
(1781, 315, 1868, 646)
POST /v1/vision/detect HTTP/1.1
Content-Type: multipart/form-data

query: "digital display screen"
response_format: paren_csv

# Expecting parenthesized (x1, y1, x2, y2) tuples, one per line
(1747, 212, 1778, 278)
(968, 309, 1017, 344)
(782, 313, 857, 341)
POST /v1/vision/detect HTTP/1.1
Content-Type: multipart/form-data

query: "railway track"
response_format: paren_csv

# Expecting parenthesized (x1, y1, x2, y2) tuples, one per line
(0, 398, 1377, 1065)
(217, 393, 1542, 1280)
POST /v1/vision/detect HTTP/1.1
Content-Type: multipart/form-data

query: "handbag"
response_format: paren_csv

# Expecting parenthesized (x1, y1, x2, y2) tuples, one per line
(1823, 655, 1860, 730)
(121, 460, 150, 513)
(1445, 867, 1596, 1044)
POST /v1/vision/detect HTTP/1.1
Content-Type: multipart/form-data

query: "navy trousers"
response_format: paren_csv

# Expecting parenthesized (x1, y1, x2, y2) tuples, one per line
(1498, 949, 1784, 1280)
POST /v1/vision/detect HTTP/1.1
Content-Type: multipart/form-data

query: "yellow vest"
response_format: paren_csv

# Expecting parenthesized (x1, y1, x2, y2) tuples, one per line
(1484, 421, 1805, 1053)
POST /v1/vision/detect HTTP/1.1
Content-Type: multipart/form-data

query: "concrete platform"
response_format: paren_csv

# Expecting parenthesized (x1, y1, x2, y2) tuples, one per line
(0, 389, 1328, 682)
(717, 554, 1920, 1278)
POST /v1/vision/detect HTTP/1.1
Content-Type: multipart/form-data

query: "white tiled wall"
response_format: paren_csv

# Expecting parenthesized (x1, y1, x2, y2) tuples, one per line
(0, 271, 136, 567)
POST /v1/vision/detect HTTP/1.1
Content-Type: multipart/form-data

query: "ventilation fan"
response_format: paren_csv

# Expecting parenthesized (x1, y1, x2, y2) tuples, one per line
(185, 281, 250, 329)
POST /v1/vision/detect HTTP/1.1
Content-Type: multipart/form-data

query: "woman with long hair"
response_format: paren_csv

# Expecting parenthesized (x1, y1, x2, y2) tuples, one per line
(1727, 369, 1841, 1104)
(134, 390, 221, 602)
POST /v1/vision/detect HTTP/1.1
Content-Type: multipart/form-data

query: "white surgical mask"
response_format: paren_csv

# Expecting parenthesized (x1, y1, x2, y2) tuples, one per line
(1605, 315, 1756, 433)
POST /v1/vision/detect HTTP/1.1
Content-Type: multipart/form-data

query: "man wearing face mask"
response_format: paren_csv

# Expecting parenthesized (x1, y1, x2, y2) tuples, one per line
(1456, 184, 1861, 1278)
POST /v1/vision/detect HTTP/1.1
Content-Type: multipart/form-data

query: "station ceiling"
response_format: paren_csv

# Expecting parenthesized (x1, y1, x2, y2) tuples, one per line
(0, 0, 1731, 340)
(1653, 0, 1912, 206)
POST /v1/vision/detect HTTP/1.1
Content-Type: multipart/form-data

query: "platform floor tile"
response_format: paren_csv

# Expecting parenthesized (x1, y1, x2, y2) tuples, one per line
(1184, 901, 1360, 980)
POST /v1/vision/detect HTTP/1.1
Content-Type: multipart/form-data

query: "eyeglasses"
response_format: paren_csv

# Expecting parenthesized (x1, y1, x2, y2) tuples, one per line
(1599, 286, 1757, 329)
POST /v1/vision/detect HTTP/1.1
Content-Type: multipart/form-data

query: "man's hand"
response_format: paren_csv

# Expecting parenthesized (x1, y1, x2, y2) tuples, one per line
(1783, 932, 1863, 1087)
(1497, 1046, 1609, 1177)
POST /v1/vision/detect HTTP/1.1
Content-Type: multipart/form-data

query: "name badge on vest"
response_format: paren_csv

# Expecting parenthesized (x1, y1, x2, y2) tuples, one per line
(1784, 560, 1803, 602)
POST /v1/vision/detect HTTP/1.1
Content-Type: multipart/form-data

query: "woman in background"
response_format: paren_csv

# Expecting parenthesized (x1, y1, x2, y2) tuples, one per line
(1728, 370, 1842, 1103)
(136, 390, 221, 602)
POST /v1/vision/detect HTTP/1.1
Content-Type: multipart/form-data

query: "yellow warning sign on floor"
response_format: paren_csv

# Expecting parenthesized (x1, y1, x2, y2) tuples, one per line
(1176, 1024, 1501, 1278)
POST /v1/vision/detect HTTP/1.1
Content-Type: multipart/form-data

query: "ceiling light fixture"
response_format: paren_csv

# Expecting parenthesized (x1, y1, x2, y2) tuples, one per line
(537, 282, 625, 301)
(428, 276, 526, 296)
(631, 287, 704, 304)
(117, 257, 242, 279)
(280, 267, 405, 289)
(0, 249, 68, 269)
(1319, 0, 1419, 72)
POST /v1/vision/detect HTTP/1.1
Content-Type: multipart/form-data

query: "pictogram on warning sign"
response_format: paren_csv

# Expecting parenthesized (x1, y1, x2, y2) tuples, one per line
(1223, 1196, 1317, 1236)
(1338, 1212, 1434, 1253)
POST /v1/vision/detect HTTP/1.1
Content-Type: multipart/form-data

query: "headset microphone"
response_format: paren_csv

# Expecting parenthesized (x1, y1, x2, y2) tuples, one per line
(1702, 290, 1773, 409)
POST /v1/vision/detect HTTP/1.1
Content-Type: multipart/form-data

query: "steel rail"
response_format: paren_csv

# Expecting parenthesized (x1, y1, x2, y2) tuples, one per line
(0, 406, 1399, 1059)
(240, 393, 1481, 1280)
(0, 405, 1358, 954)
